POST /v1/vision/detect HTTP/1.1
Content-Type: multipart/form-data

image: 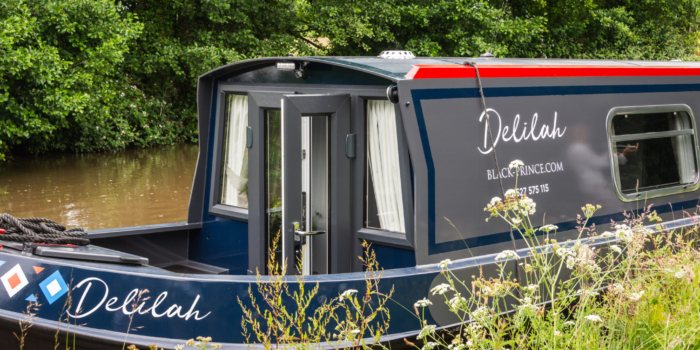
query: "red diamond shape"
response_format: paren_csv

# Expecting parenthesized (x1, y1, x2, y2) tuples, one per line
(7, 274, 21, 289)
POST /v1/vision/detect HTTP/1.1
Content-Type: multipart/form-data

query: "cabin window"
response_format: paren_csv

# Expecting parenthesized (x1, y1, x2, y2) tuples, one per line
(364, 100, 405, 234)
(218, 94, 249, 208)
(610, 107, 698, 199)
(265, 109, 283, 266)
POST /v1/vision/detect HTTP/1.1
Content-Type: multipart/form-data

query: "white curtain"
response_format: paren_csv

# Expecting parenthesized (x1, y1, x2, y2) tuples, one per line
(220, 94, 249, 208)
(670, 113, 696, 184)
(367, 100, 405, 233)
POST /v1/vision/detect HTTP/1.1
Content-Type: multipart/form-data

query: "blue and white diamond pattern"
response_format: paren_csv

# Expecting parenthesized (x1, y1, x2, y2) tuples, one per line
(39, 270, 68, 305)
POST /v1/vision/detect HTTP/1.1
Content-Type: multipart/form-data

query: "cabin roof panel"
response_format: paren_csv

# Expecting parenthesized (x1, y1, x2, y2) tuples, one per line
(202, 56, 700, 83)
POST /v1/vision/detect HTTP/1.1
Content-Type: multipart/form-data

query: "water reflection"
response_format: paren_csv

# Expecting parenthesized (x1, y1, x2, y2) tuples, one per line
(0, 144, 198, 230)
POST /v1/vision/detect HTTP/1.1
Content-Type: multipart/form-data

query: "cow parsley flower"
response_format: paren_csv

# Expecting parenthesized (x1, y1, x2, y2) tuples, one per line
(490, 197, 502, 206)
(584, 315, 603, 323)
(504, 189, 517, 198)
(539, 224, 558, 232)
(417, 325, 436, 340)
(449, 293, 467, 309)
(495, 250, 518, 260)
(610, 245, 622, 254)
(439, 259, 452, 268)
(415, 298, 433, 308)
(431, 283, 454, 295)
(472, 306, 491, 319)
(628, 291, 644, 301)
(509, 160, 524, 169)
(422, 342, 439, 350)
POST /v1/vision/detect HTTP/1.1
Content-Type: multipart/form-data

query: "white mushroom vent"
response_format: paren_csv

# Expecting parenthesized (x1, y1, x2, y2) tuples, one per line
(378, 50, 415, 59)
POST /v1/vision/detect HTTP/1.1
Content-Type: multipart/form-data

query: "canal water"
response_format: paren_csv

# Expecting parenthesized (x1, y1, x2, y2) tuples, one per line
(0, 144, 198, 230)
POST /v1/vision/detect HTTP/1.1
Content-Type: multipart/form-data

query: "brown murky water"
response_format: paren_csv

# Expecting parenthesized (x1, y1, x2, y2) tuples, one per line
(0, 144, 198, 230)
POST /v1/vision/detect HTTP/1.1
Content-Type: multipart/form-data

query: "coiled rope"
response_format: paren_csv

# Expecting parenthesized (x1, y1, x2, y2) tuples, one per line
(0, 214, 90, 246)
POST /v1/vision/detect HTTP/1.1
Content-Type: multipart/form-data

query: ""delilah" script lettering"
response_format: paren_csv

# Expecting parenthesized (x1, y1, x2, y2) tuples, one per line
(67, 277, 210, 321)
(478, 108, 566, 154)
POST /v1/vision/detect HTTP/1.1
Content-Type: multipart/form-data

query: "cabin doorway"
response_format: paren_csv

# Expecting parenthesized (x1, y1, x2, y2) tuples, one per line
(281, 94, 353, 275)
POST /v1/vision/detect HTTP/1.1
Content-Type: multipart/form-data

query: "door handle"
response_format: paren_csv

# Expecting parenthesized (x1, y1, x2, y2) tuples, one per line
(292, 222, 326, 236)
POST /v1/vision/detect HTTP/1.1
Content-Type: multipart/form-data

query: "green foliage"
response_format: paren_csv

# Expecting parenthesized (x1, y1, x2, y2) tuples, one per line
(0, 0, 143, 160)
(2, 0, 700, 160)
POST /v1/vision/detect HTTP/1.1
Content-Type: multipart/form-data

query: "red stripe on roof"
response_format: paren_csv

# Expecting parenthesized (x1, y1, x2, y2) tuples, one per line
(405, 65, 700, 79)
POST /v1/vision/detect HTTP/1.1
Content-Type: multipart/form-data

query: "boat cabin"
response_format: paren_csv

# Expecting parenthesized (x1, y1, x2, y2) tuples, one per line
(163, 54, 700, 276)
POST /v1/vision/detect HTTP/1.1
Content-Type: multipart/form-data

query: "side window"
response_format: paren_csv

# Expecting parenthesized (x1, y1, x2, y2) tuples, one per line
(218, 94, 249, 208)
(610, 106, 698, 200)
(364, 99, 406, 233)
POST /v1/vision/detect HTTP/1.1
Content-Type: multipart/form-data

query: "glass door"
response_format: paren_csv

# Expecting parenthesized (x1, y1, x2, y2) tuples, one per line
(281, 94, 352, 275)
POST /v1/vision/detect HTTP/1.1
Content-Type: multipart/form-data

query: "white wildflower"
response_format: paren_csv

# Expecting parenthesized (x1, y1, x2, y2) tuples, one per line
(417, 325, 436, 340)
(612, 283, 624, 294)
(350, 329, 361, 335)
(439, 259, 452, 268)
(510, 218, 522, 226)
(584, 315, 603, 323)
(509, 160, 524, 169)
(525, 284, 538, 293)
(415, 298, 433, 308)
(504, 189, 517, 198)
(539, 224, 558, 232)
(472, 306, 491, 319)
(431, 283, 454, 295)
(518, 197, 536, 215)
(610, 245, 622, 254)
(466, 323, 483, 333)
(554, 331, 561, 336)
(339, 289, 358, 301)
(495, 250, 518, 261)
(490, 197, 502, 206)
(563, 321, 576, 327)
(449, 293, 467, 310)
(422, 342, 439, 350)
(517, 296, 537, 314)
(675, 270, 687, 279)
(577, 288, 599, 297)
(628, 291, 644, 302)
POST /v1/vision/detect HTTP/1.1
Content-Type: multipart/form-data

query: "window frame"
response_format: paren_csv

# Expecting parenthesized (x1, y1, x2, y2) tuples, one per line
(606, 104, 700, 202)
(356, 96, 415, 249)
(208, 87, 250, 221)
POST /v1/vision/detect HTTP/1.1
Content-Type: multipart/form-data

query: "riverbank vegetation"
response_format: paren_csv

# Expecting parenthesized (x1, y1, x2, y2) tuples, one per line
(1, 0, 700, 160)
(413, 160, 700, 349)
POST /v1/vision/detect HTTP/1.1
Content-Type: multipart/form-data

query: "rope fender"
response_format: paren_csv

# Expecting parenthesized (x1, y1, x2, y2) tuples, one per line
(0, 214, 90, 246)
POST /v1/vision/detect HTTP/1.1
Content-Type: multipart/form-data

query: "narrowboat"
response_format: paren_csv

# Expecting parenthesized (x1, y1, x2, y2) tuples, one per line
(2, 52, 700, 349)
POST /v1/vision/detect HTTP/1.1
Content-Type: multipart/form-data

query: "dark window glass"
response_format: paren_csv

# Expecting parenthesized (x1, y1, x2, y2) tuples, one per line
(265, 109, 282, 270)
(612, 111, 697, 194)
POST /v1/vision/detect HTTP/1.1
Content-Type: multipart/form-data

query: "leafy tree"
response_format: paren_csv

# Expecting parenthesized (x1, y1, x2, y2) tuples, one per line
(0, 0, 142, 160)
(1, 0, 699, 160)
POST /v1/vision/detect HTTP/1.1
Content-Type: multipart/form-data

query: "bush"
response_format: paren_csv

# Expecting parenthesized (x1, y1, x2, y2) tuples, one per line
(2, 0, 700, 160)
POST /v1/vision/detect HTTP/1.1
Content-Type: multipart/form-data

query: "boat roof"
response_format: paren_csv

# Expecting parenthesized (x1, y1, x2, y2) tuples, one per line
(202, 56, 700, 83)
